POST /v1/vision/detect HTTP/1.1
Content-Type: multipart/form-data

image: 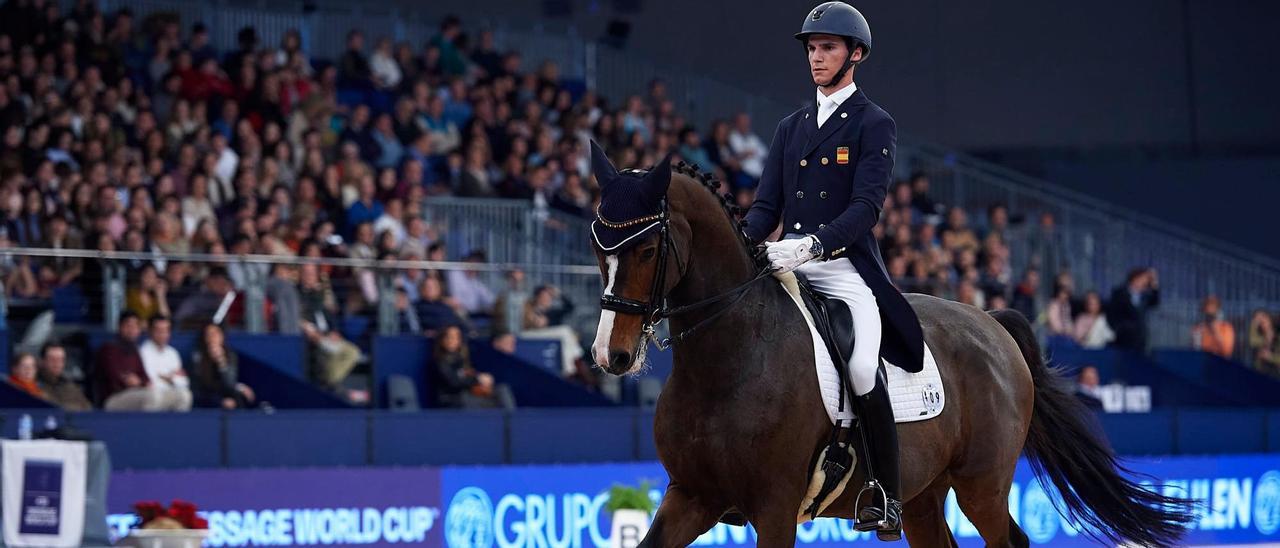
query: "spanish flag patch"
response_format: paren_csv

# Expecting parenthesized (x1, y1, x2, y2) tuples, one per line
(836, 147, 850, 164)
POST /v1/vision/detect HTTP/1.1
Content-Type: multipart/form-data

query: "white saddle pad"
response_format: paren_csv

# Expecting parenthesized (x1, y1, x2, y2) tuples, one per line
(775, 272, 945, 425)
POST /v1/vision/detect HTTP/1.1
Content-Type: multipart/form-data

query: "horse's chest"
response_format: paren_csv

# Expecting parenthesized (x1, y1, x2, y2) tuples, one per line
(652, 408, 742, 480)
(656, 392, 732, 437)
(653, 392, 789, 466)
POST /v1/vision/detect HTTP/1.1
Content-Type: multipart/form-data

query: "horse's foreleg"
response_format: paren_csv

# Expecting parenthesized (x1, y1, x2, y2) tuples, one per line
(638, 484, 720, 548)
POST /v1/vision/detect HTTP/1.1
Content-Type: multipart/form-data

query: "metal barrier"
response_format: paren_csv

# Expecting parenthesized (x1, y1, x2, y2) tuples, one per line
(96, 0, 587, 80)
(100, 0, 302, 57)
(0, 247, 601, 345)
(898, 144, 1280, 353)
(95, 0, 784, 124)
(419, 197, 601, 338)
(588, 43, 801, 134)
(420, 197, 595, 265)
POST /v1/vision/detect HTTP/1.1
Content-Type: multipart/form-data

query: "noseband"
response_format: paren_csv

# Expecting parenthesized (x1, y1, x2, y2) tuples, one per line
(597, 198, 773, 350)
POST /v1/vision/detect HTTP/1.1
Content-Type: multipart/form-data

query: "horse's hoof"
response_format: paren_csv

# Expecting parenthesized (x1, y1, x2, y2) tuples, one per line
(875, 529, 902, 542)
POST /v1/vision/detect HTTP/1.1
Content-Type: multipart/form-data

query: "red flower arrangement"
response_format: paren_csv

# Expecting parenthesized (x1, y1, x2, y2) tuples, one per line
(132, 500, 209, 530)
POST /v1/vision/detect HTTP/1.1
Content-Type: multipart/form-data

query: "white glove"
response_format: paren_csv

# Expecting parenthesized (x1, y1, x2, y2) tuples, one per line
(765, 236, 820, 273)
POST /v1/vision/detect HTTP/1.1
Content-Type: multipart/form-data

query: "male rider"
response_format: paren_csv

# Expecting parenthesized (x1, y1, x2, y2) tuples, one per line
(741, 2, 925, 540)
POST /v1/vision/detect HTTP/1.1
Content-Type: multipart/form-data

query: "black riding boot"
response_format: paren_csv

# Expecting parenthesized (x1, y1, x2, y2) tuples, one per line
(853, 372, 903, 541)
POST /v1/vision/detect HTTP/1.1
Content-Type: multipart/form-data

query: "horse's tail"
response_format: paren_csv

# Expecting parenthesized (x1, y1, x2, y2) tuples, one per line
(989, 308, 1194, 548)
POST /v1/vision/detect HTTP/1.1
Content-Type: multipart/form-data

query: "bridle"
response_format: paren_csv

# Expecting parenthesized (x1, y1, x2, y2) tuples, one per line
(597, 198, 774, 351)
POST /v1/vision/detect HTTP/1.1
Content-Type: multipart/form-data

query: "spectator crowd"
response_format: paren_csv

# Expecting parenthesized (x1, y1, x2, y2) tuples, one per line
(0, 0, 1275, 413)
(10, 312, 257, 411)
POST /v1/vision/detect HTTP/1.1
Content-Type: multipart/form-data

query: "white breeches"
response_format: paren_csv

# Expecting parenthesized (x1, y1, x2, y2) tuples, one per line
(796, 258, 882, 396)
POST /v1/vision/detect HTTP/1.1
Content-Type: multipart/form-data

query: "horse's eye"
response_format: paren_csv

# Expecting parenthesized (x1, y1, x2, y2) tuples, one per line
(640, 247, 657, 260)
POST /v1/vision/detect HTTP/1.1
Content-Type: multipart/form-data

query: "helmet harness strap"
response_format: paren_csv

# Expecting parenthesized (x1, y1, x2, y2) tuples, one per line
(820, 39, 859, 89)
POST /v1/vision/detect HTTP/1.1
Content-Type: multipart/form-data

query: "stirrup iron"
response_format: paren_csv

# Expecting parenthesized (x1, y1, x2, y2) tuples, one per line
(852, 479, 890, 531)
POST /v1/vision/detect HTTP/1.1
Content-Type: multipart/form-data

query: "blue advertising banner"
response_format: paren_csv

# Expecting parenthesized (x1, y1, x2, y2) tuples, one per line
(437, 455, 1280, 547)
(440, 463, 664, 548)
(104, 454, 1280, 547)
(107, 468, 442, 547)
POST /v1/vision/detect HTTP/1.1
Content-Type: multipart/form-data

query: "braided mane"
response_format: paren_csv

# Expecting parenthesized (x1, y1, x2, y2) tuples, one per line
(668, 161, 763, 267)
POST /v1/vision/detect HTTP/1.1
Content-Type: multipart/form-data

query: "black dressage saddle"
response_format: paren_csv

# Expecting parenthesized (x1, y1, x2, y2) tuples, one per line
(793, 271, 857, 367)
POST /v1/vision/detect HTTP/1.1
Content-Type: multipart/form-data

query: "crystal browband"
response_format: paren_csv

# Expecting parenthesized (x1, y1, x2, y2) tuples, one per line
(594, 207, 663, 229)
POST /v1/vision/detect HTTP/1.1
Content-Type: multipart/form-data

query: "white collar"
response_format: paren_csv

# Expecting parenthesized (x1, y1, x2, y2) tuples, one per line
(816, 81, 858, 109)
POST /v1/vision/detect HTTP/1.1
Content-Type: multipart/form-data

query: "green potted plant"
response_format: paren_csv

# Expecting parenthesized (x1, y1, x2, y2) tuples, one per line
(606, 481, 656, 548)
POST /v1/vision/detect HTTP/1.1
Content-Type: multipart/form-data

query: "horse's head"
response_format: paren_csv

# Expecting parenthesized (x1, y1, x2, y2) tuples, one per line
(588, 142, 690, 375)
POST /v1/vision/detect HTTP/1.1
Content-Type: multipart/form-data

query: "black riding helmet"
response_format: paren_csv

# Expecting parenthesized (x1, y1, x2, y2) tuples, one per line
(795, 1, 872, 88)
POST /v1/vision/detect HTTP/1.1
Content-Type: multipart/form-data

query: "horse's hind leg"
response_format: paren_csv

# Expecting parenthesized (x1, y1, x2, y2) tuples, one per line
(952, 472, 1026, 548)
(903, 478, 958, 548)
(639, 485, 720, 548)
(748, 511, 798, 548)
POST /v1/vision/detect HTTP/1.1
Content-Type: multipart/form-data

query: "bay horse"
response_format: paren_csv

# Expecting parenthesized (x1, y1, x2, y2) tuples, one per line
(588, 153, 1192, 547)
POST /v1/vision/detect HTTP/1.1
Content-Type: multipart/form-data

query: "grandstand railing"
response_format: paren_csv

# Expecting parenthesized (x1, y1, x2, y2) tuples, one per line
(421, 197, 596, 266)
(899, 144, 1280, 352)
(96, 0, 590, 80)
(0, 247, 602, 340)
(95, 0, 790, 127)
(587, 43, 801, 133)
(420, 197, 602, 336)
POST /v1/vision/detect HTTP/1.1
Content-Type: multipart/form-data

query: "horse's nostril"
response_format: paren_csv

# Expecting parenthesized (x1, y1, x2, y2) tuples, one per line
(608, 350, 632, 371)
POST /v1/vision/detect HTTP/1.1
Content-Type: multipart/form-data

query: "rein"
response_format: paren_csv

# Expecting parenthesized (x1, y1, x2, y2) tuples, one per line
(653, 267, 774, 350)
(598, 197, 775, 351)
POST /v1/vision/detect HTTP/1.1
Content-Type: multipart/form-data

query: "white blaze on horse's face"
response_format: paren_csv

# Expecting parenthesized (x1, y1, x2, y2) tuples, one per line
(593, 253, 649, 376)
(592, 255, 620, 368)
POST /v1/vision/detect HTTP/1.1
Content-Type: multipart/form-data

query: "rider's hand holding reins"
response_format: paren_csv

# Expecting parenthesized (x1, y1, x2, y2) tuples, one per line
(765, 235, 821, 273)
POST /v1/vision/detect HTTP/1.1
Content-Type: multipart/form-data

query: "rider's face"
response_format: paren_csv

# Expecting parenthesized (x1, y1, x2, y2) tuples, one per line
(807, 34, 860, 87)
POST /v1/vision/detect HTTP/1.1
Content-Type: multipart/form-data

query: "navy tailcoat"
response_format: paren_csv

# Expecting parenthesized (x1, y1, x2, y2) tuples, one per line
(743, 88, 924, 372)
